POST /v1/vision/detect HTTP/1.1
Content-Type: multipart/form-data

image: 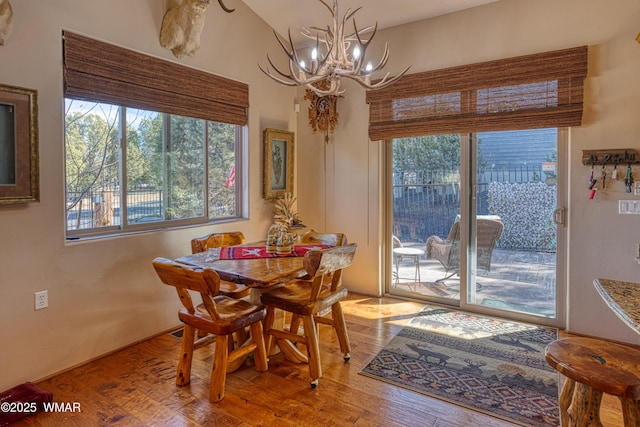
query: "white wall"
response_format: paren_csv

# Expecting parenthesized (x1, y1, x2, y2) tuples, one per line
(297, 0, 640, 344)
(0, 0, 297, 391)
(2, 0, 640, 393)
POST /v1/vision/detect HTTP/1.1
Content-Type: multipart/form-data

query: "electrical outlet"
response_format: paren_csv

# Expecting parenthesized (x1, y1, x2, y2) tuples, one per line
(35, 290, 48, 310)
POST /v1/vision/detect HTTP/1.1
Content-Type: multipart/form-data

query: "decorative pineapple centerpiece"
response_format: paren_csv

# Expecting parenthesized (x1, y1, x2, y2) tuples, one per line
(273, 193, 303, 229)
(267, 193, 304, 253)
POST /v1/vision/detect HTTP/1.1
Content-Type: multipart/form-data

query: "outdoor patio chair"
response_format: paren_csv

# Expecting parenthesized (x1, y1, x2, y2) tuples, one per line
(425, 218, 504, 283)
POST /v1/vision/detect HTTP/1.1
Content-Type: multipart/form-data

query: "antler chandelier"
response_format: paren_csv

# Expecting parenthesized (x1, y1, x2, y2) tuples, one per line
(259, 0, 410, 96)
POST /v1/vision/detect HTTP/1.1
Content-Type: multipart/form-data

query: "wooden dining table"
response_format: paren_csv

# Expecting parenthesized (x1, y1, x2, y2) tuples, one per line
(175, 242, 327, 304)
(177, 250, 306, 287)
(175, 242, 329, 359)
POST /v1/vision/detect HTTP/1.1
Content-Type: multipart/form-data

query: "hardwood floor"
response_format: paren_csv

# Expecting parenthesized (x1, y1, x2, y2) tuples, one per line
(16, 294, 624, 426)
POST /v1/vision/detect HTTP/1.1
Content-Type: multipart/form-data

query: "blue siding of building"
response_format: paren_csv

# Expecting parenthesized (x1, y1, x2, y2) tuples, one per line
(478, 128, 557, 169)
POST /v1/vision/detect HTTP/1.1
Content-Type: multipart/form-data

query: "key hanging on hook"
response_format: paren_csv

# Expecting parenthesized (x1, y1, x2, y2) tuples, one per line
(625, 164, 634, 193)
(601, 164, 606, 190)
(612, 162, 618, 180)
(588, 163, 598, 199)
(589, 185, 598, 199)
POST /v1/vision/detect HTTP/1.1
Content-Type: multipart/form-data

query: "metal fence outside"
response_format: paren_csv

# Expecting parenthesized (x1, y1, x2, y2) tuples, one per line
(66, 186, 163, 230)
(393, 165, 551, 249)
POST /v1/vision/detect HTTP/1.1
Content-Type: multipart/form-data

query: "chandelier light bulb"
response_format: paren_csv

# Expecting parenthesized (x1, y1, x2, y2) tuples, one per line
(259, 0, 410, 96)
(298, 60, 306, 80)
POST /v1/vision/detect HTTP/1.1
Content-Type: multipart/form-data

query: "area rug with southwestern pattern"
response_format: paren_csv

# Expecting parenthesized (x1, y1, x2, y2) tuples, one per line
(360, 305, 559, 427)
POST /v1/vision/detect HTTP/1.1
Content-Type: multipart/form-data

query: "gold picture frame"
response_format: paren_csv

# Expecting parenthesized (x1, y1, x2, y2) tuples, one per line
(263, 128, 294, 200)
(0, 84, 39, 204)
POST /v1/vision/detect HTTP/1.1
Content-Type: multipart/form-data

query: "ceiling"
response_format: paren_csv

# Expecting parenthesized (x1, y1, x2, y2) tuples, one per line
(241, 0, 500, 44)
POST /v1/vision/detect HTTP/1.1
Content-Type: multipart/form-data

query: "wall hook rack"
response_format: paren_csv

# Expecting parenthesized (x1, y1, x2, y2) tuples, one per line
(582, 149, 640, 166)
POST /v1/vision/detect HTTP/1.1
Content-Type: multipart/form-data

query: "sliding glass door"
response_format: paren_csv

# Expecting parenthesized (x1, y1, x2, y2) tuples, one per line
(388, 129, 566, 326)
(390, 134, 461, 303)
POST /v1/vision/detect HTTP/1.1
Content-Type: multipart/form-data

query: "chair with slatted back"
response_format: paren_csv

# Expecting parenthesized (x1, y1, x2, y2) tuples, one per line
(190, 231, 250, 299)
(152, 257, 268, 403)
(298, 229, 347, 246)
(260, 243, 357, 388)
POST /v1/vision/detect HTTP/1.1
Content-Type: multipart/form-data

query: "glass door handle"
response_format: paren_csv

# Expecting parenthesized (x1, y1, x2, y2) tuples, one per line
(553, 207, 566, 226)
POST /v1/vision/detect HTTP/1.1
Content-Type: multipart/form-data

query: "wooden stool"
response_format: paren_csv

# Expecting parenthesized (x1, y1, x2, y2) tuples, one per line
(545, 337, 640, 427)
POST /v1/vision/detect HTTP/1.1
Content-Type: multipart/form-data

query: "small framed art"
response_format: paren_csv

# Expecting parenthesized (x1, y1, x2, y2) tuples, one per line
(263, 128, 294, 200)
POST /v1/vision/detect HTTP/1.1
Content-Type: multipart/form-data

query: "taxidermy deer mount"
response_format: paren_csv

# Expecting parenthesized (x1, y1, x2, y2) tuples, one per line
(0, 0, 13, 46)
(160, 0, 234, 58)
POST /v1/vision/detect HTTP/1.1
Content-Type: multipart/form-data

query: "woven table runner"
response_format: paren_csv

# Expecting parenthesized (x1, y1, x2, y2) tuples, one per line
(205, 244, 330, 261)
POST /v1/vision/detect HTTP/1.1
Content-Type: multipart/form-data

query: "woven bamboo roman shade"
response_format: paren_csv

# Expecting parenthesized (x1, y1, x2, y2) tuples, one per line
(366, 46, 588, 141)
(62, 31, 248, 126)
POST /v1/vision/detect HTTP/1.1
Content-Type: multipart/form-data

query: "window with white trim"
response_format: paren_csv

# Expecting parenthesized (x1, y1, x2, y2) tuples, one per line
(65, 100, 242, 238)
(62, 31, 246, 239)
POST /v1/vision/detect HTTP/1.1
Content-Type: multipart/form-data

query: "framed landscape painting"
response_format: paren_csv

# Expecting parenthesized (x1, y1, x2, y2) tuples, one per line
(263, 128, 294, 200)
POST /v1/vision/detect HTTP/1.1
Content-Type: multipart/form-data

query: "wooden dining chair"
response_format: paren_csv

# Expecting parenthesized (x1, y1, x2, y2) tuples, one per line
(298, 230, 348, 285)
(191, 231, 246, 253)
(152, 257, 268, 403)
(298, 229, 347, 246)
(260, 243, 357, 388)
(190, 231, 250, 299)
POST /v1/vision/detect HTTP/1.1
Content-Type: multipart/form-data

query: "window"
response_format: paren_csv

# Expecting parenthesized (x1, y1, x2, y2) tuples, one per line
(65, 100, 241, 237)
(62, 31, 247, 239)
